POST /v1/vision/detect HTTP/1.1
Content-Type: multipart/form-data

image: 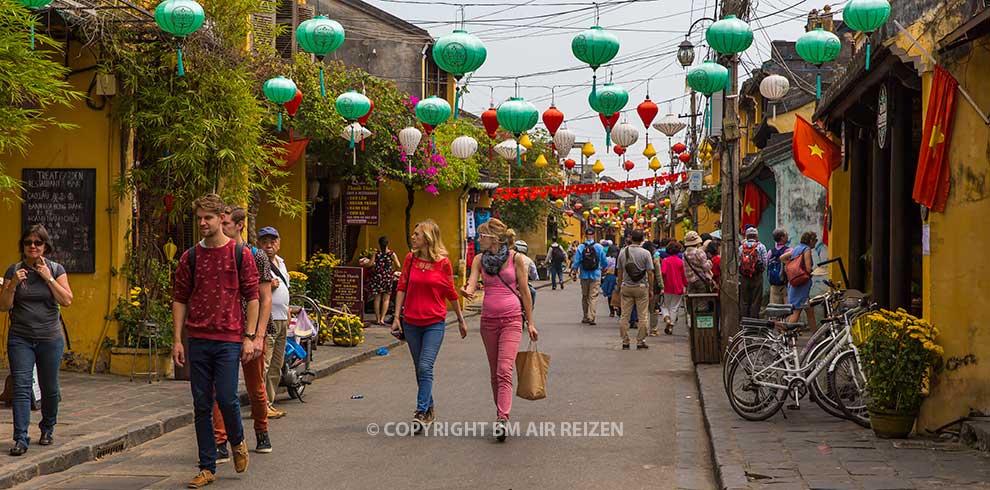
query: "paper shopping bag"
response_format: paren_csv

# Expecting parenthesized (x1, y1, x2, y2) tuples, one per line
(515, 342, 550, 400)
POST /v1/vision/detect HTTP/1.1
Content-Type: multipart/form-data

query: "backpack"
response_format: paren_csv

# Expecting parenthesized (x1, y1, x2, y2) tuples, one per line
(623, 247, 646, 282)
(550, 247, 566, 265)
(767, 247, 787, 286)
(580, 244, 600, 271)
(739, 242, 764, 278)
(186, 242, 245, 291)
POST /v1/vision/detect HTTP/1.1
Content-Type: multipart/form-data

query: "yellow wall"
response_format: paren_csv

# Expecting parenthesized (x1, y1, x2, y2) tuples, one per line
(0, 44, 129, 370)
(828, 158, 851, 287)
(767, 101, 816, 135)
(561, 214, 582, 245)
(256, 159, 307, 269)
(518, 208, 549, 260)
(674, 203, 720, 241)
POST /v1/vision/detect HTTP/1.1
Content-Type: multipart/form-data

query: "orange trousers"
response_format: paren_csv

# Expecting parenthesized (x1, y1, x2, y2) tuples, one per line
(214, 344, 268, 443)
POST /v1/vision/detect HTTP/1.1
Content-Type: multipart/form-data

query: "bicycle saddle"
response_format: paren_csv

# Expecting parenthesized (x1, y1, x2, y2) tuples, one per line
(765, 304, 794, 317)
(777, 321, 807, 334)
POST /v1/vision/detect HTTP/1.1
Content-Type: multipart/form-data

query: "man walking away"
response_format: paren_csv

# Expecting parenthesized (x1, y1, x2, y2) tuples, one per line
(570, 228, 607, 325)
(172, 195, 259, 488)
(549, 243, 567, 290)
(258, 227, 289, 420)
(615, 230, 655, 349)
(766, 228, 791, 306)
(514, 240, 539, 306)
(738, 227, 768, 319)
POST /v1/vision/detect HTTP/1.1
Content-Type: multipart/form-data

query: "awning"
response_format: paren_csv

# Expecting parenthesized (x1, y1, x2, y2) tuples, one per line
(938, 7, 990, 53)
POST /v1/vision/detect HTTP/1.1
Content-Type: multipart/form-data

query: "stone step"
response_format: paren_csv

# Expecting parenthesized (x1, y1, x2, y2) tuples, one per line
(960, 417, 990, 453)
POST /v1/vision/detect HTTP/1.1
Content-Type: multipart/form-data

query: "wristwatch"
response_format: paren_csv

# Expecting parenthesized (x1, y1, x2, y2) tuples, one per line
(48, 277, 55, 283)
(244, 332, 257, 340)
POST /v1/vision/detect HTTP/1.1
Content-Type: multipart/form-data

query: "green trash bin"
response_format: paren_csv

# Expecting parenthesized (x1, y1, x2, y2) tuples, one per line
(686, 292, 721, 364)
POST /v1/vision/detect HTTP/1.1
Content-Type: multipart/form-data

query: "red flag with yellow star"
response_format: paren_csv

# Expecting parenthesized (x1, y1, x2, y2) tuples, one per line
(793, 114, 840, 188)
(740, 182, 769, 233)
(913, 65, 957, 212)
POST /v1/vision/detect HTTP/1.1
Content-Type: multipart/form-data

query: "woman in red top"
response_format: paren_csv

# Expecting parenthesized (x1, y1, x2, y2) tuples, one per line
(392, 220, 466, 434)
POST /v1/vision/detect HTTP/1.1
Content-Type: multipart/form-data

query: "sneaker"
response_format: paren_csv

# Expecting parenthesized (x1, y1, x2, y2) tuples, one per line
(38, 432, 53, 446)
(637, 342, 649, 350)
(649, 329, 659, 337)
(423, 406, 436, 426)
(231, 440, 249, 473)
(215, 443, 230, 464)
(412, 412, 426, 435)
(187, 470, 215, 489)
(621, 343, 630, 350)
(267, 406, 286, 419)
(588, 321, 596, 326)
(255, 431, 272, 454)
(9, 442, 27, 457)
(581, 319, 591, 324)
(494, 418, 508, 442)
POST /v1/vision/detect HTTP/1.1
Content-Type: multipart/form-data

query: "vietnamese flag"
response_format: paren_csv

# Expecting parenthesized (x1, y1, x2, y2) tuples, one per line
(740, 182, 769, 233)
(793, 114, 840, 244)
(913, 65, 957, 213)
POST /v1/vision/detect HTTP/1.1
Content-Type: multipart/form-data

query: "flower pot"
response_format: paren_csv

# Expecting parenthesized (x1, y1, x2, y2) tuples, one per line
(868, 408, 917, 439)
(109, 347, 174, 378)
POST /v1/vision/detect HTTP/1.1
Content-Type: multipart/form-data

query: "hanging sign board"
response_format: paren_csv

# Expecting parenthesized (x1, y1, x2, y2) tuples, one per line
(877, 85, 888, 149)
(688, 170, 704, 191)
(344, 183, 379, 225)
(21, 168, 96, 273)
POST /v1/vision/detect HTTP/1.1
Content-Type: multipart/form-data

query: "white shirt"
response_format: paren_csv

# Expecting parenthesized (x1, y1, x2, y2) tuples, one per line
(270, 255, 290, 321)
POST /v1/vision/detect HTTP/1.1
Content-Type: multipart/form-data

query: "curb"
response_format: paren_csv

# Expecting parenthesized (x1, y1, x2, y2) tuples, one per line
(693, 366, 752, 490)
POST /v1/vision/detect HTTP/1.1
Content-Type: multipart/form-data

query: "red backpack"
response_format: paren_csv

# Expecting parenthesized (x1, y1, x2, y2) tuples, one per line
(739, 242, 764, 278)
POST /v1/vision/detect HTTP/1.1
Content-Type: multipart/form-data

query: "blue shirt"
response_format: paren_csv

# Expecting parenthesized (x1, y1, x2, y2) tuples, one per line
(571, 240, 607, 280)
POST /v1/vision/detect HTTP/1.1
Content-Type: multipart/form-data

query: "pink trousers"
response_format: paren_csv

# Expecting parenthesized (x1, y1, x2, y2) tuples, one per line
(479, 316, 523, 420)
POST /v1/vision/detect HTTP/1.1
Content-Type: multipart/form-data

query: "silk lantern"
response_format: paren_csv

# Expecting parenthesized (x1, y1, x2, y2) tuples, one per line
(534, 154, 549, 168)
(672, 142, 687, 154)
(678, 152, 691, 163)
(16, 0, 53, 49)
(573, 202, 584, 212)
(643, 143, 657, 159)
(592, 159, 605, 175)
(623, 160, 635, 172)
(155, 0, 205, 76)
(284, 89, 303, 118)
(433, 29, 486, 118)
(296, 16, 345, 97)
(358, 100, 374, 126)
(796, 28, 842, 99)
(399, 127, 423, 156)
(564, 159, 576, 170)
(340, 122, 371, 144)
(335, 90, 372, 147)
(555, 199, 565, 208)
(496, 97, 539, 167)
(263, 76, 297, 132)
(571, 25, 620, 99)
(554, 128, 577, 157)
(590, 83, 628, 147)
(415, 96, 452, 155)
(759, 74, 790, 119)
(519, 133, 533, 150)
(705, 15, 754, 55)
(614, 145, 626, 156)
(687, 60, 729, 96)
(582, 142, 596, 157)
(653, 113, 686, 137)
(451, 136, 478, 160)
(495, 139, 527, 161)
(843, 0, 890, 70)
(649, 157, 661, 173)
(542, 106, 564, 136)
(611, 122, 639, 148)
(637, 97, 659, 129)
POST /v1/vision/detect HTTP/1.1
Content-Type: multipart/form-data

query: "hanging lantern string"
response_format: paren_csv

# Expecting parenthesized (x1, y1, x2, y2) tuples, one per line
(594, 2, 600, 25)
(514, 78, 520, 98)
(550, 85, 556, 106)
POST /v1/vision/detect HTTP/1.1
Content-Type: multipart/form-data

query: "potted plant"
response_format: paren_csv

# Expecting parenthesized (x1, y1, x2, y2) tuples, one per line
(858, 308, 944, 438)
(297, 252, 340, 305)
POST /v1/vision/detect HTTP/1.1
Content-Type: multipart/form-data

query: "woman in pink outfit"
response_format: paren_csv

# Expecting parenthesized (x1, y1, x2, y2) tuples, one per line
(461, 218, 538, 442)
(660, 241, 688, 335)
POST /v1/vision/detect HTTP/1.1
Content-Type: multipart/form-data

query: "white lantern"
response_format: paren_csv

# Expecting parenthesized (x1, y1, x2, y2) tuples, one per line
(341, 122, 371, 143)
(495, 139, 526, 161)
(610, 122, 640, 148)
(759, 74, 790, 120)
(553, 128, 577, 156)
(653, 113, 686, 137)
(398, 127, 422, 156)
(450, 135, 478, 159)
(625, 217, 634, 225)
(637, 218, 645, 224)
(651, 216, 658, 223)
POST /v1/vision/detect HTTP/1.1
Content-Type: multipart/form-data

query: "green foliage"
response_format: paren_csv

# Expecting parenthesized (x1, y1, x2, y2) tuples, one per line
(112, 253, 175, 349)
(297, 252, 340, 305)
(0, 0, 82, 196)
(704, 183, 722, 211)
(489, 128, 561, 232)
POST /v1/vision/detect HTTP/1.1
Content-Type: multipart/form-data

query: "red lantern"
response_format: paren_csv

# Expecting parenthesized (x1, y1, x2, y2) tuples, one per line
(564, 159, 576, 170)
(573, 202, 584, 212)
(542, 106, 564, 136)
(482, 106, 499, 138)
(285, 89, 303, 118)
(565, 210, 575, 217)
(672, 142, 687, 154)
(163, 194, 175, 214)
(610, 206, 619, 214)
(647, 202, 656, 210)
(357, 99, 374, 125)
(623, 160, 635, 171)
(614, 145, 626, 156)
(679, 152, 691, 163)
(637, 98, 659, 129)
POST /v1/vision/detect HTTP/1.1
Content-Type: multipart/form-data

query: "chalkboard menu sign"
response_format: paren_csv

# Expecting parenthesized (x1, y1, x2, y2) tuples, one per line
(344, 183, 379, 225)
(21, 169, 97, 273)
(330, 266, 364, 315)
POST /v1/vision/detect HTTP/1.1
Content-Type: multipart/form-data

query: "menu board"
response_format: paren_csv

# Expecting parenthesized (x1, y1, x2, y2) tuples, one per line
(21, 168, 96, 273)
(344, 183, 379, 225)
(331, 266, 364, 315)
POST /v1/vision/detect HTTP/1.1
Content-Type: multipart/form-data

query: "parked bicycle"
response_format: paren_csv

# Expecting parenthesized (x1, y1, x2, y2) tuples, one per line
(282, 295, 321, 402)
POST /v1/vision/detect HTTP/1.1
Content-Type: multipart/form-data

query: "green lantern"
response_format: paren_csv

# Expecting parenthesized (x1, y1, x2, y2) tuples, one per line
(296, 16, 346, 97)
(843, 0, 890, 71)
(572, 26, 620, 102)
(415, 96, 452, 155)
(705, 15, 754, 55)
(588, 82, 628, 147)
(155, 0, 206, 77)
(263, 76, 297, 132)
(796, 28, 842, 99)
(335, 90, 372, 148)
(686, 60, 729, 96)
(496, 97, 539, 167)
(15, 0, 53, 50)
(433, 29, 487, 120)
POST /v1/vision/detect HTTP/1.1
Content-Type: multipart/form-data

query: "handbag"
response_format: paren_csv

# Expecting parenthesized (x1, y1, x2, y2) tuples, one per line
(785, 251, 812, 287)
(515, 341, 550, 400)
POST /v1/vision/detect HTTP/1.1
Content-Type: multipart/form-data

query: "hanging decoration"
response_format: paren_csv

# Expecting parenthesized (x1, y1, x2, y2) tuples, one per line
(672, 142, 687, 154)
(649, 157, 662, 173)
(433, 28, 487, 118)
(399, 126, 422, 178)
(592, 159, 605, 175)
(582, 142, 596, 157)
(571, 24, 620, 102)
(564, 159, 576, 170)
(653, 113, 687, 137)
(678, 152, 692, 163)
(705, 15, 754, 55)
(686, 60, 730, 96)
(495, 139, 528, 161)
(542, 105, 565, 136)
(519, 133, 533, 150)
(842, 0, 891, 71)
(284, 89, 303, 118)
(263, 76, 298, 132)
(590, 82, 629, 148)
(481, 105, 499, 157)
(636, 97, 659, 144)
(496, 97, 539, 167)
(573, 202, 584, 212)
(643, 143, 657, 159)
(610, 121, 639, 148)
(759, 74, 790, 119)
(614, 145, 626, 156)
(623, 160, 635, 172)
(554, 128, 577, 157)
(534, 154, 549, 168)
(296, 15, 346, 97)
(451, 135, 478, 160)
(415, 95, 452, 155)
(16, 0, 53, 50)
(358, 100, 374, 126)
(334, 89, 372, 147)
(491, 174, 687, 201)
(154, 0, 206, 77)
(795, 28, 842, 99)
(340, 122, 371, 144)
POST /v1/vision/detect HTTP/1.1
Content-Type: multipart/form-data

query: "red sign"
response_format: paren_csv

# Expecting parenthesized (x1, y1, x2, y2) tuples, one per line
(331, 266, 364, 316)
(344, 183, 379, 225)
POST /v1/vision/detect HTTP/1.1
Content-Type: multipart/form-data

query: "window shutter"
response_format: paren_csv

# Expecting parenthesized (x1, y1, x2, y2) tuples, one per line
(250, 10, 276, 53)
(275, 0, 295, 59)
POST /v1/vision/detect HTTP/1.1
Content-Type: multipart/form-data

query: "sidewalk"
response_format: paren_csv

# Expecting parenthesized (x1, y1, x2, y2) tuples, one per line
(0, 327, 408, 489)
(696, 364, 990, 490)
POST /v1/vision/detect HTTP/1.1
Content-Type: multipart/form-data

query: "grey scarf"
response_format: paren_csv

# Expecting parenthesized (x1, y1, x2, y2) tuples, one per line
(481, 244, 510, 276)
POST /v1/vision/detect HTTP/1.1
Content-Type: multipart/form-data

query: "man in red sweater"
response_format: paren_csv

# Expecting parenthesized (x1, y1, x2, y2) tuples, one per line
(172, 194, 260, 489)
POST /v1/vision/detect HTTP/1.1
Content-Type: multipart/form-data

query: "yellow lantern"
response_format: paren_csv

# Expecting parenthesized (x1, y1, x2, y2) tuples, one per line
(555, 198, 564, 208)
(582, 211, 590, 219)
(592, 206, 600, 215)
(643, 143, 657, 159)
(592, 159, 605, 174)
(628, 205, 637, 213)
(663, 198, 671, 206)
(519, 133, 533, 150)
(649, 157, 661, 172)
(582, 142, 596, 157)
(534, 154, 548, 168)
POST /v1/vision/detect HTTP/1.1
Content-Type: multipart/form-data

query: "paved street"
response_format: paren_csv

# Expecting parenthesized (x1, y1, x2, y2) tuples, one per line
(18, 285, 715, 490)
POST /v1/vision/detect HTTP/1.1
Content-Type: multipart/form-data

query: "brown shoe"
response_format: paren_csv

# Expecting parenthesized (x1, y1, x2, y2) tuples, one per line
(231, 440, 249, 473)
(423, 406, 435, 425)
(187, 470, 215, 489)
(267, 407, 285, 419)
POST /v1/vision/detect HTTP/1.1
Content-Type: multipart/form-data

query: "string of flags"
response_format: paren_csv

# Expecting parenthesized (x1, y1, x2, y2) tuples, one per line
(492, 172, 687, 201)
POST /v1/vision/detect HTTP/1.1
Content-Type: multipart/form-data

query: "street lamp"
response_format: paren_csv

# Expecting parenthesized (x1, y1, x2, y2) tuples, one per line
(677, 38, 695, 68)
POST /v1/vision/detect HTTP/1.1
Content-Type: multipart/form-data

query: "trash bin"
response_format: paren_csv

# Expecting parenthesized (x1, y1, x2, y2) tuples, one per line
(686, 292, 721, 364)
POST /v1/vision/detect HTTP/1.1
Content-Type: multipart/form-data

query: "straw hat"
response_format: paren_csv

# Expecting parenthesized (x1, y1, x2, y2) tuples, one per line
(685, 231, 703, 247)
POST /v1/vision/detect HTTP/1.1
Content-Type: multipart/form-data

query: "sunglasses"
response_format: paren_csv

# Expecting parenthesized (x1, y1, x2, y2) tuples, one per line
(22, 239, 45, 247)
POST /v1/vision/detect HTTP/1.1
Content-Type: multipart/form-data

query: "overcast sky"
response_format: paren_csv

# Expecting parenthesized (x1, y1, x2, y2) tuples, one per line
(364, 0, 819, 183)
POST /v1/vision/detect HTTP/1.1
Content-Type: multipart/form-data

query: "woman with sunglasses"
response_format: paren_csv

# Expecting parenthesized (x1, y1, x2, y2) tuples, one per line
(0, 224, 73, 456)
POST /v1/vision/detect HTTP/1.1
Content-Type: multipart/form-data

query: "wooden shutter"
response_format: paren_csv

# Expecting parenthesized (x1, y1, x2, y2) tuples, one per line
(275, 0, 295, 59)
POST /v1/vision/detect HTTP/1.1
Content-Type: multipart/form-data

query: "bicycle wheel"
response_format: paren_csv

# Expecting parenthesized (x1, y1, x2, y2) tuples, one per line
(725, 343, 787, 421)
(722, 331, 772, 391)
(828, 350, 870, 428)
(803, 340, 848, 420)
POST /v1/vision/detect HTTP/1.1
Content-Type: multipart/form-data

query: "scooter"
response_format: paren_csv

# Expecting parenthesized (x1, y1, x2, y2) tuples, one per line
(281, 299, 320, 402)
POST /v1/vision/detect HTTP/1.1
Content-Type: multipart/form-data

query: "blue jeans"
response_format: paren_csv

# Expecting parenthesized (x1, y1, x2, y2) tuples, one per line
(188, 338, 243, 473)
(403, 321, 445, 413)
(550, 264, 564, 288)
(7, 335, 64, 445)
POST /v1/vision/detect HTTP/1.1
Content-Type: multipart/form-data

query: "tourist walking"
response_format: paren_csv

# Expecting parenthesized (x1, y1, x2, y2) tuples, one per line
(548, 242, 567, 290)
(366, 236, 401, 326)
(782, 232, 818, 330)
(392, 220, 466, 435)
(571, 229, 607, 325)
(660, 241, 687, 335)
(172, 194, 260, 488)
(738, 227, 768, 319)
(615, 230, 655, 350)
(705, 240, 721, 291)
(461, 218, 538, 442)
(683, 231, 714, 295)
(644, 241, 664, 336)
(0, 224, 73, 456)
(258, 227, 289, 420)
(766, 229, 791, 305)
(601, 247, 619, 318)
